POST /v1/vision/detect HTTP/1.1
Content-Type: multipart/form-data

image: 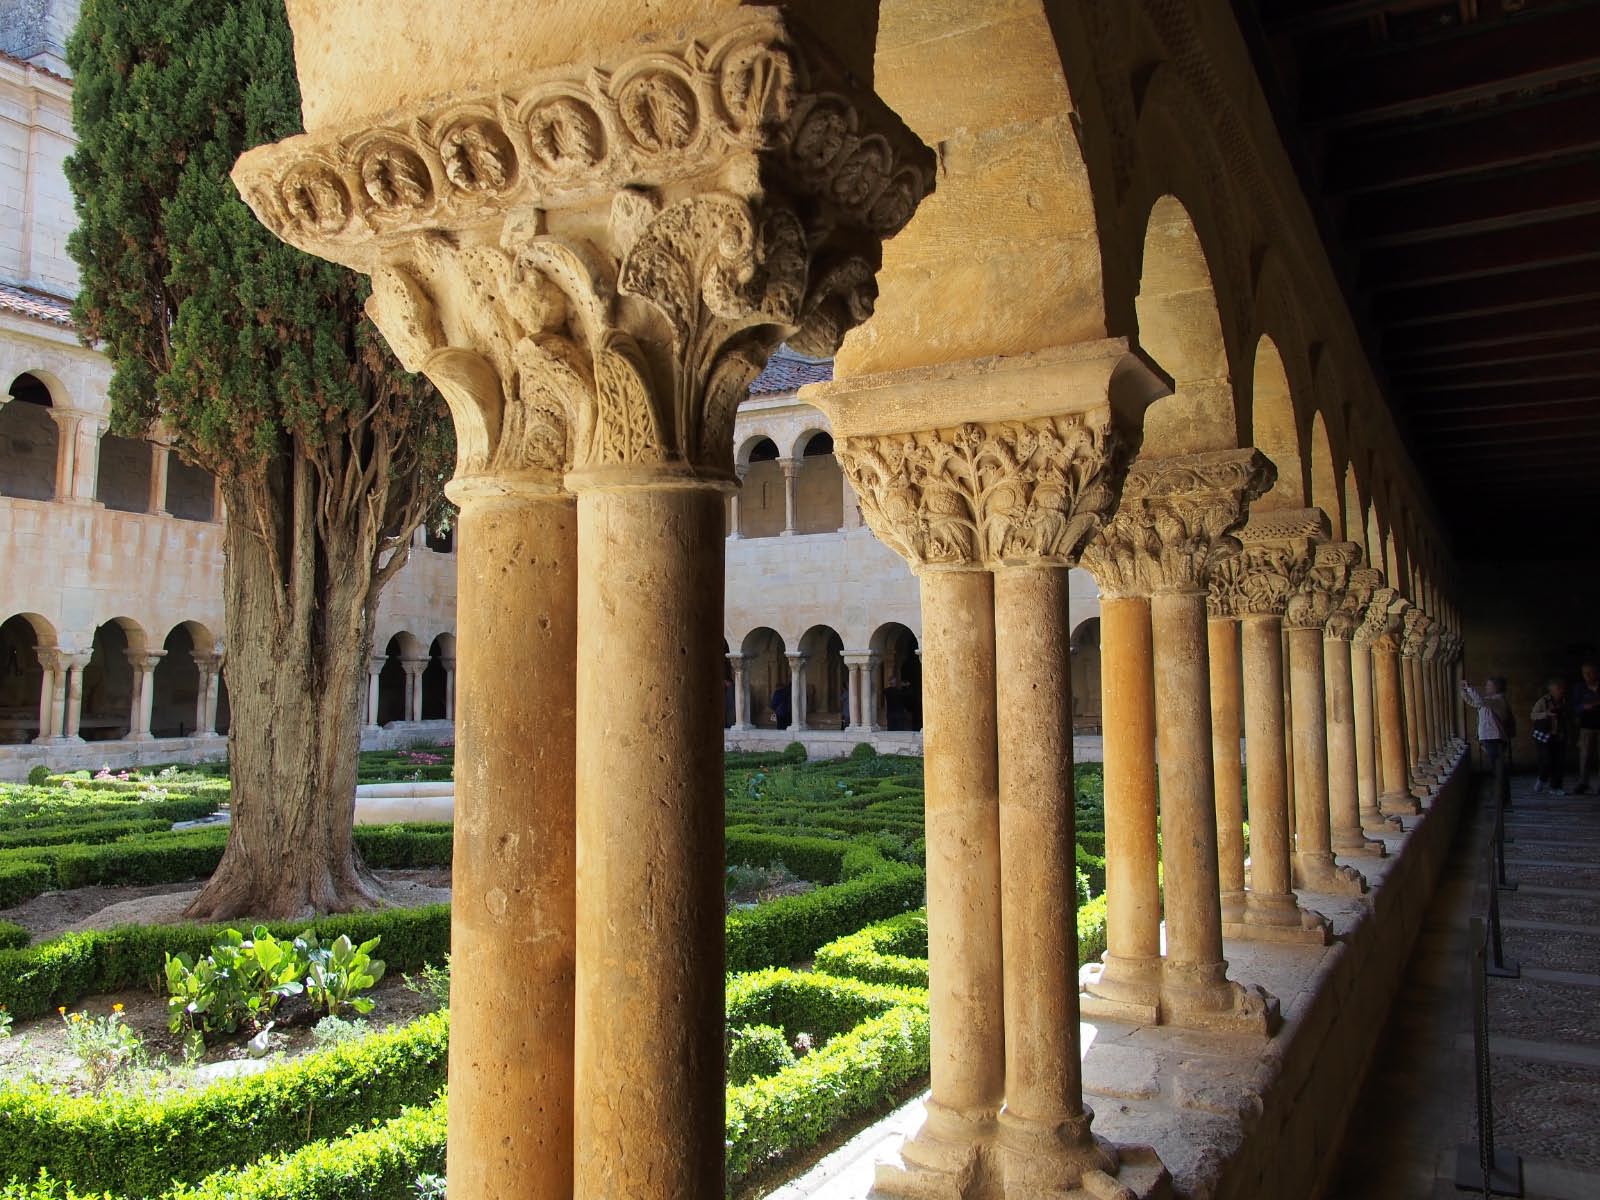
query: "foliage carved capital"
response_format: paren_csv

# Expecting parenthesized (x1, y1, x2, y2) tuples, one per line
(835, 413, 1128, 572)
(1285, 539, 1362, 632)
(1080, 448, 1275, 598)
(1400, 606, 1432, 659)
(232, 9, 934, 495)
(1205, 507, 1326, 619)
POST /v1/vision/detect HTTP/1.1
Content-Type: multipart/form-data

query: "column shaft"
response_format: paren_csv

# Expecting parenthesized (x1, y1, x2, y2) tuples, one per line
(1374, 643, 1417, 815)
(1082, 595, 1160, 1018)
(731, 659, 750, 730)
(780, 459, 798, 534)
(63, 661, 85, 740)
(1288, 627, 1361, 893)
(448, 493, 577, 1200)
(572, 486, 725, 1200)
(1209, 618, 1245, 920)
(1325, 636, 1379, 857)
(1401, 655, 1423, 786)
(789, 655, 807, 730)
(34, 661, 57, 744)
(366, 664, 382, 728)
(1351, 642, 1387, 831)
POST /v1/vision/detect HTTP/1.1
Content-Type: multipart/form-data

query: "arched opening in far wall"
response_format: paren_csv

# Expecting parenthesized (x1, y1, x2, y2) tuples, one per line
(0, 613, 53, 744)
(740, 627, 791, 729)
(421, 634, 453, 720)
(798, 624, 846, 729)
(150, 623, 202, 738)
(95, 434, 152, 513)
(793, 431, 843, 534)
(1, 373, 59, 501)
(81, 618, 145, 741)
(870, 622, 922, 732)
(738, 437, 783, 538)
(1070, 618, 1103, 734)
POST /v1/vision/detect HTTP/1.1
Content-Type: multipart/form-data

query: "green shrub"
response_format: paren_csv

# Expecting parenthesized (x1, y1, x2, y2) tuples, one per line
(849, 742, 877, 761)
(1077, 893, 1109, 966)
(25, 768, 50, 787)
(1075, 842, 1106, 896)
(0, 862, 50, 908)
(725, 969, 926, 1042)
(0, 1012, 449, 1195)
(0, 905, 449, 1021)
(0, 922, 28, 952)
(813, 910, 928, 988)
(724, 862, 924, 972)
(727, 1024, 796, 1085)
(781, 741, 808, 763)
(0, 819, 171, 851)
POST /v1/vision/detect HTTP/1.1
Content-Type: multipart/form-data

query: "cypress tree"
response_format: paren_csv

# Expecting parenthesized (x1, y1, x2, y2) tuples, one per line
(66, 0, 453, 918)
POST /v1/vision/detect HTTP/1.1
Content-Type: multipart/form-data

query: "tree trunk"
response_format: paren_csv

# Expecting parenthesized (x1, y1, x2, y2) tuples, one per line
(184, 464, 388, 921)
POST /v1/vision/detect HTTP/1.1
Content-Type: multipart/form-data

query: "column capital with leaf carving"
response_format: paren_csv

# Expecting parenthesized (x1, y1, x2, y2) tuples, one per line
(1283, 537, 1363, 634)
(1205, 506, 1327, 620)
(1081, 447, 1275, 598)
(808, 339, 1169, 572)
(1355, 584, 1402, 650)
(1400, 606, 1432, 660)
(232, 8, 935, 499)
(1325, 565, 1383, 644)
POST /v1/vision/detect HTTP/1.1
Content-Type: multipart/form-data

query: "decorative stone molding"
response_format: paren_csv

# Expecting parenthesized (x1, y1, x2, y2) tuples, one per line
(1205, 507, 1327, 619)
(1284, 540, 1361, 632)
(231, 9, 934, 497)
(1327, 566, 1382, 643)
(1080, 448, 1275, 597)
(1400, 606, 1431, 660)
(834, 412, 1126, 571)
(1356, 585, 1401, 649)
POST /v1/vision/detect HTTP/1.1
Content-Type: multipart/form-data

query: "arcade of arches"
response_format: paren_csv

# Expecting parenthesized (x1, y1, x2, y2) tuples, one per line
(154, 0, 1600, 1197)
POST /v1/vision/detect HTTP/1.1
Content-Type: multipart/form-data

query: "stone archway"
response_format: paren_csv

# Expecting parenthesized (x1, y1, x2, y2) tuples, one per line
(870, 622, 922, 732)
(82, 618, 146, 741)
(378, 632, 425, 725)
(1, 374, 59, 501)
(739, 627, 790, 729)
(150, 624, 200, 738)
(738, 437, 783, 538)
(0, 613, 53, 744)
(792, 431, 843, 534)
(1070, 617, 1103, 734)
(421, 634, 452, 720)
(797, 624, 846, 729)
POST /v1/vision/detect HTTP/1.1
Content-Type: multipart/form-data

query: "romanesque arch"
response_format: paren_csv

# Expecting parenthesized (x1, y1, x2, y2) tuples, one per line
(0, 612, 56, 744)
(1070, 617, 1103, 734)
(421, 633, 455, 721)
(82, 617, 147, 740)
(1248, 335, 1305, 509)
(797, 624, 846, 730)
(792, 431, 843, 535)
(378, 631, 426, 725)
(869, 621, 921, 732)
(739, 627, 789, 729)
(737, 435, 783, 539)
(1, 373, 59, 501)
(1309, 410, 1339, 532)
(150, 620, 218, 737)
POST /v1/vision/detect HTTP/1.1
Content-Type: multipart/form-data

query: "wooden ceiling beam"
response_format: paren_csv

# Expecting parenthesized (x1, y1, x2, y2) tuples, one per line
(1362, 214, 1600, 288)
(1303, 6, 1600, 126)
(1373, 263, 1600, 325)
(1346, 158, 1600, 246)
(1326, 90, 1600, 193)
(1388, 336, 1600, 372)
(1383, 301, 1600, 357)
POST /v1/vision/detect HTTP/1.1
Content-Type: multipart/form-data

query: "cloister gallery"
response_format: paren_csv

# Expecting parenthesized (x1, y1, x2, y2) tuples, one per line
(4, 0, 1600, 1198)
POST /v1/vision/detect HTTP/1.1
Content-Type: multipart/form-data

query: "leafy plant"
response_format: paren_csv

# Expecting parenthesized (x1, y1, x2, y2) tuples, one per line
(298, 932, 386, 1017)
(26, 766, 51, 786)
(727, 1023, 796, 1085)
(402, 957, 450, 1011)
(0, 1004, 11, 1038)
(310, 1015, 370, 1046)
(59, 1003, 145, 1091)
(415, 1173, 448, 1199)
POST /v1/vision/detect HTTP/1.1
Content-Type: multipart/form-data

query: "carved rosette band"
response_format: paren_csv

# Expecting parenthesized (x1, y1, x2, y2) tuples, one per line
(834, 413, 1128, 572)
(1079, 448, 1275, 597)
(1206, 506, 1328, 620)
(230, 9, 934, 497)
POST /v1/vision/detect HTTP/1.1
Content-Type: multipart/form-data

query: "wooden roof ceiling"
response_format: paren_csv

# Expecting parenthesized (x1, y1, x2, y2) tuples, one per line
(1234, 0, 1600, 560)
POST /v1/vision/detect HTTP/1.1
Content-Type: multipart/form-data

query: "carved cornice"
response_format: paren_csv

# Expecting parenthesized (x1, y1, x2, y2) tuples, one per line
(1206, 507, 1326, 619)
(835, 412, 1126, 572)
(1285, 540, 1361, 632)
(1080, 448, 1275, 597)
(231, 10, 934, 495)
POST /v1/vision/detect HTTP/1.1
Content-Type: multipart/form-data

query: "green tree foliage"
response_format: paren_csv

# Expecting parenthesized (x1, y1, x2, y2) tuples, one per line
(65, 0, 454, 918)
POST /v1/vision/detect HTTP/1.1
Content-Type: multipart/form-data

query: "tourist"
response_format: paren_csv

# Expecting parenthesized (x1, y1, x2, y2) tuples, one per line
(1530, 677, 1568, 795)
(1575, 662, 1600, 794)
(1461, 676, 1514, 804)
(770, 683, 791, 730)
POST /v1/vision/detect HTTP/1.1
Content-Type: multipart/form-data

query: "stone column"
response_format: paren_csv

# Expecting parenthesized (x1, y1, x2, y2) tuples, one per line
(443, 657, 456, 722)
(61, 653, 89, 742)
(1208, 615, 1246, 922)
(71, 417, 105, 504)
(1099, 449, 1278, 1034)
(862, 652, 882, 732)
(1400, 608, 1430, 791)
(205, 656, 224, 736)
(191, 652, 222, 736)
(1285, 540, 1366, 896)
(1326, 568, 1385, 857)
(33, 648, 61, 744)
(1351, 589, 1399, 833)
(1206, 510, 1330, 942)
(126, 649, 165, 741)
(365, 656, 384, 731)
(402, 658, 427, 722)
(149, 443, 171, 517)
(787, 652, 808, 731)
(48, 410, 79, 503)
(779, 457, 799, 535)
(728, 654, 751, 731)
(842, 652, 872, 733)
(1372, 607, 1420, 816)
(727, 476, 743, 539)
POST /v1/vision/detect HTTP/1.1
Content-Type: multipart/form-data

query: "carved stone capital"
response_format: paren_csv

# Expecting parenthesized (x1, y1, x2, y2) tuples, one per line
(1081, 448, 1275, 597)
(1357, 585, 1401, 649)
(34, 647, 63, 673)
(232, 9, 933, 496)
(835, 412, 1127, 572)
(1325, 565, 1382, 643)
(1400, 606, 1431, 659)
(1285, 539, 1362, 632)
(1205, 507, 1327, 619)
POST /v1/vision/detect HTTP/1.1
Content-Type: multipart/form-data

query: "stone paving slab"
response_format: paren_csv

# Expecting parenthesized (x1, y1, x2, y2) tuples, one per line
(1503, 927, 1600, 975)
(1489, 979, 1600, 1047)
(1501, 863, 1600, 891)
(1491, 1057, 1600, 1171)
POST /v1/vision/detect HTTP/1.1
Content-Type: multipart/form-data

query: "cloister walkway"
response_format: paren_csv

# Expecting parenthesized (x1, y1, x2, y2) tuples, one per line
(1327, 773, 1600, 1200)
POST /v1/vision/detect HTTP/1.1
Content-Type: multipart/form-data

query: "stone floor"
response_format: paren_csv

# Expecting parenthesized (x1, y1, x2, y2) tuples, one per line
(1325, 772, 1600, 1200)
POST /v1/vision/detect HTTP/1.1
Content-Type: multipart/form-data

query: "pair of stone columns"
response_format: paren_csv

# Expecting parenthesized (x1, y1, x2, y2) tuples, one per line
(234, 9, 935, 1197)
(191, 652, 224, 737)
(843, 650, 880, 733)
(32, 648, 90, 743)
(124, 649, 166, 741)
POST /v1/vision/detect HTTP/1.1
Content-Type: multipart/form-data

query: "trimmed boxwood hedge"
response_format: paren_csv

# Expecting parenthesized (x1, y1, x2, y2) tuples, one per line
(725, 860, 924, 972)
(0, 904, 450, 1020)
(813, 909, 929, 988)
(0, 863, 50, 910)
(0, 921, 27, 952)
(0, 1012, 448, 1196)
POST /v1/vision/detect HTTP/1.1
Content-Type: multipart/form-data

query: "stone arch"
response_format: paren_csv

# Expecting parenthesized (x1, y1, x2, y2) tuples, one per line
(95, 431, 153, 514)
(82, 617, 148, 741)
(1343, 463, 1364, 556)
(793, 430, 843, 534)
(421, 633, 454, 720)
(738, 435, 783, 539)
(0, 612, 56, 744)
(1070, 617, 1102, 734)
(1, 372, 60, 502)
(151, 623, 205, 738)
(378, 631, 425, 725)
(1248, 335, 1303, 511)
(1309, 411, 1339, 535)
(798, 624, 847, 729)
(740, 627, 791, 729)
(869, 621, 922, 732)
(1131, 195, 1238, 456)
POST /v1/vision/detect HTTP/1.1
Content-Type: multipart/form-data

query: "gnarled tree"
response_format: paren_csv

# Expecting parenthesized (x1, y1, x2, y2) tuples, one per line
(66, 0, 452, 918)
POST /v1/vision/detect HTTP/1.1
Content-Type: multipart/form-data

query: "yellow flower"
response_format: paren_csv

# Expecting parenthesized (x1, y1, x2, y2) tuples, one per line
(112, 1003, 125, 1013)
(57, 1006, 65, 1015)
(71, 1012, 84, 1023)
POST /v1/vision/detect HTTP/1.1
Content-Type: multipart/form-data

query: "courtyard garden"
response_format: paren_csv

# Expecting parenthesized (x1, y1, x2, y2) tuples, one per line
(0, 748, 1110, 1199)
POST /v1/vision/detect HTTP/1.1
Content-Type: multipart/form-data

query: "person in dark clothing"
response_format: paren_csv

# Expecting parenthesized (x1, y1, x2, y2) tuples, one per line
(1575, 662, 1600, 794)
(770, 684, 791, 730)
(1531, 677, 1568, 795)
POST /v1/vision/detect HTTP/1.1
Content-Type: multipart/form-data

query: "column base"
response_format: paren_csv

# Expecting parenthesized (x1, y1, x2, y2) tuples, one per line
(995, 1113, 1172, 1200)
(1331, 830, 1387, 858)
(1219, 888, 1246, 924)
(1378, 791, 1421, 817)
(1079, 955, 1161, 1025)
(125, 733, 155, 744)
(1292, 854, 1368, 896)
(1360, 807, 1404, 833)
(1159, 960, 1280, 1037)
(874, 1100, 999, 1200)
(1224, 893, 1330, 944)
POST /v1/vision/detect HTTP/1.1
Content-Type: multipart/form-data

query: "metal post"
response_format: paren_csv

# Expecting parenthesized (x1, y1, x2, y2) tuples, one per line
(1455, 919, 1523, 1195)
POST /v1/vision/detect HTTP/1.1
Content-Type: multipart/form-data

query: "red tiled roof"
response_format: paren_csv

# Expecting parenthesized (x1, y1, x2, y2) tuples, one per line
(749, 347, 833, 397)
(0, 281, 75, 329)
(0, 48, 70, 85)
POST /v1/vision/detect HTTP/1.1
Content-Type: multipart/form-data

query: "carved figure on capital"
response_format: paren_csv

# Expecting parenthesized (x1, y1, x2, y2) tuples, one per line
(835, 413, 1128, 572)
(1285, 540, 1361, 632)
(1356, 585, 1402, 649)
(1400, 606, 1432, 660)
(1080, 448, 1276, 597)
(1205, 506, 1327, 620)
